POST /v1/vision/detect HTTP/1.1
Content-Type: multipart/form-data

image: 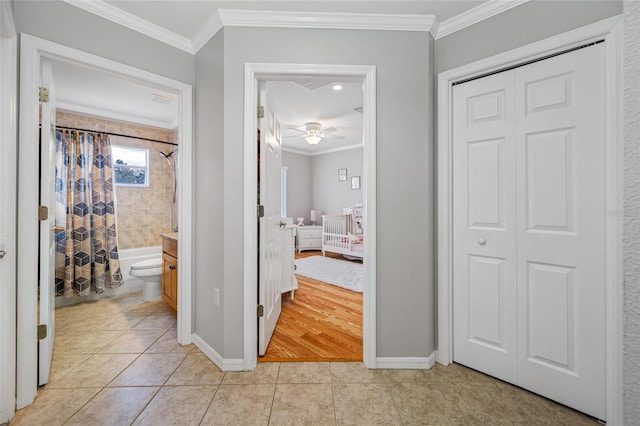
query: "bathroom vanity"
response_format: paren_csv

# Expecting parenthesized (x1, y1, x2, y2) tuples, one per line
(161, 233, 178, 310)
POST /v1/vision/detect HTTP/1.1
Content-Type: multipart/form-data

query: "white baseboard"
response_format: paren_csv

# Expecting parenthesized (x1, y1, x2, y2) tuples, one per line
(192, 333, 245, 371)
(376, 351, 436, 369)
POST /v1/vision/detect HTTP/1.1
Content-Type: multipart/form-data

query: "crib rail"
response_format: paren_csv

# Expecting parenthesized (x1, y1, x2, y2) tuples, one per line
(322, 214, 360, 256)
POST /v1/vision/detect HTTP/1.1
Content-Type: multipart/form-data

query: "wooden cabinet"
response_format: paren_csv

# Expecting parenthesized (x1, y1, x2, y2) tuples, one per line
(161, 235, 178, 310)
(281, 225, 298, 299)
(296, 225, 323, 252)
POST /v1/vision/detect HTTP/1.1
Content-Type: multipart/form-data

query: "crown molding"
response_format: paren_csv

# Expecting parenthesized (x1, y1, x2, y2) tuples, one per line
(217, 9, 437, 33)
(57, 102, 178, 130)
(62, 0, 194, 53)
(191, 13, 224, 53)
(435, 0, 530, 39)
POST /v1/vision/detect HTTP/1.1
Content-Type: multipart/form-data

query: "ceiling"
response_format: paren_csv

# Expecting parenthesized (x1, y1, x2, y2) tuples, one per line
(54, 0, 526, 154)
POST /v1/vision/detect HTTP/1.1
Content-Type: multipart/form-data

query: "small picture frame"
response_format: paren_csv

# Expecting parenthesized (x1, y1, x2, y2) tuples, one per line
(351, 176, 361, 190)
(338, 168, 347, 181)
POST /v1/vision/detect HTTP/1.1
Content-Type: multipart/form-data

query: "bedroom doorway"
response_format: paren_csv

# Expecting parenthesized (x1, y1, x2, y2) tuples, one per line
(243, 64, 377, 370)
(259, 78, 365, 362)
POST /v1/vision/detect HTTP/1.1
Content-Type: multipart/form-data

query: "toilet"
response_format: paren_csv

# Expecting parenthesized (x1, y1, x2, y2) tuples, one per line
(130, 257, 163, 301)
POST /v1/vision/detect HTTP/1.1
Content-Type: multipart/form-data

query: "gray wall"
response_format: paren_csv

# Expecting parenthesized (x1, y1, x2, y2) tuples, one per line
(282, 151, 312, 223)
(435, 0, 622, 73)
(221, 27, 433, 358)
(13, 1, 194, 85)
(311, 148, 363, 217)
(624, 1, 640, 422)
(194, 30, 225, 354)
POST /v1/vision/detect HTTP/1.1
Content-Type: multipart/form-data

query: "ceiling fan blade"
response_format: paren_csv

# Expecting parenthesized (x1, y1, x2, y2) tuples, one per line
(287, 128, 307, 134)
(321, 127, 338, 133)
(322, 134, 346, 140)
(283, 134, 304, 139)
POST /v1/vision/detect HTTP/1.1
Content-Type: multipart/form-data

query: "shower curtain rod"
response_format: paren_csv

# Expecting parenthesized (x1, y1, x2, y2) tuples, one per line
(52, 125, 179, 147)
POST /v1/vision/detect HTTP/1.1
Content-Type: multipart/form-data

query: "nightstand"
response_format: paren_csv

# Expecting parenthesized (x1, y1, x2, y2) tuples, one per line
(296, 225, 323, 252)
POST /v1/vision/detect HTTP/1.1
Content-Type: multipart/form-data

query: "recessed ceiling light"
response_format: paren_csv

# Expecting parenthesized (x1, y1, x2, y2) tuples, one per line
(332, 84, 343, 91)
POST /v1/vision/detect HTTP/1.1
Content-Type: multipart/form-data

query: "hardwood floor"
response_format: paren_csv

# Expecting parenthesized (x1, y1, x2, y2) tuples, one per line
(259, 250, 363, 362)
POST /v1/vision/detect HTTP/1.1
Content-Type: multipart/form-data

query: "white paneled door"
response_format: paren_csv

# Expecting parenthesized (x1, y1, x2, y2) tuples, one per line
(453, 43, 605, 419)
(258, 81, 283, 356)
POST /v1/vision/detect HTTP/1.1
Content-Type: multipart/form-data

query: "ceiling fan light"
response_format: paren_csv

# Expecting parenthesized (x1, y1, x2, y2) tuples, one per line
(305, 135, 322, 145)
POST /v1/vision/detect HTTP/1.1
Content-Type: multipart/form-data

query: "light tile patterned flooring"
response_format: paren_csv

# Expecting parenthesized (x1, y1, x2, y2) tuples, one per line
(10, 291, 598, 425)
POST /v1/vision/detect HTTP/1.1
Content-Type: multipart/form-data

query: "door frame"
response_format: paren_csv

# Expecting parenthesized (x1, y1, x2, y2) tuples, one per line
(0, 1, 17, 422)
(436, 16, 623, 423)
(243, 63, 377, 370)
(16, 33, 194, 409)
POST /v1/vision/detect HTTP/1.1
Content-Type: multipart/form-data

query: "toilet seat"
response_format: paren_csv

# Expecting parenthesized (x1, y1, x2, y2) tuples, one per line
(130, 258, 162, 271)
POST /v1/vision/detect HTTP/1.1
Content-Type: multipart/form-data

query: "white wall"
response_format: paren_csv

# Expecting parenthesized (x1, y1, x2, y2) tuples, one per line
(214, 26, 433, 359)
(282, 151, 312, 222)
(623, 1, 640, 421)
(312, 148, 363, 217)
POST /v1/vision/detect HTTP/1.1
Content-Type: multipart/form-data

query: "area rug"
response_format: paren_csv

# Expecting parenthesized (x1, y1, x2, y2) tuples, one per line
(295, 256, 363, 293)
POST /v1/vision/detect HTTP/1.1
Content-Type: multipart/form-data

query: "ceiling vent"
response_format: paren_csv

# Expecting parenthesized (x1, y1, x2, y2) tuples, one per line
(150, 93, 173, 104)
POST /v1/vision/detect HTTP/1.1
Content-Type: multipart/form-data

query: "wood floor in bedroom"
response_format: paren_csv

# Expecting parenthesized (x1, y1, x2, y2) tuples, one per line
(259, 250, 363, 362)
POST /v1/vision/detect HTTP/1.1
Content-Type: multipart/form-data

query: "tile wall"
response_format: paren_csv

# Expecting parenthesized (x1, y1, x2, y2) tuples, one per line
(56, 110, 177, 249)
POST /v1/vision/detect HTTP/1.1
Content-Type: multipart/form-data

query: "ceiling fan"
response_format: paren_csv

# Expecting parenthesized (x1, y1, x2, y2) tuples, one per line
(286, 122, 345, 145)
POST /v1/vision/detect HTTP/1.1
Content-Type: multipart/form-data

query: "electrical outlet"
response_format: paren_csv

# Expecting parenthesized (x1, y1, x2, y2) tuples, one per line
(213, 288, 220, 307)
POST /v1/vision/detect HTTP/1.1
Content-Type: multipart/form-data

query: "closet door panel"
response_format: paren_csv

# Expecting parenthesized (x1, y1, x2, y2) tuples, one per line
(452, 70, 518, 383)
(515, 43, 606, 419)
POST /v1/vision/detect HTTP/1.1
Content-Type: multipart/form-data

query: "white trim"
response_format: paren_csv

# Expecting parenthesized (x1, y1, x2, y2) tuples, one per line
(219, 9, 436, 33)
(436, 16, 623, 424)
(192, 334, 244, 372)
(59, 2, 533, 54)
(191, 13, 223, 54)
(282, 143, 363, 157)
(16, 33, 194, 408)
(62, 0, 194, 54)
(243, 63, 377, 370)
(435, 0, 530, 39)
(0, 0, 17, 421)
(376, 352, 436, 370)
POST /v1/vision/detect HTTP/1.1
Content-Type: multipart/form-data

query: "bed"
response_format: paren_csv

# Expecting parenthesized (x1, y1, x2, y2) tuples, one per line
(322, 205, 364, 259)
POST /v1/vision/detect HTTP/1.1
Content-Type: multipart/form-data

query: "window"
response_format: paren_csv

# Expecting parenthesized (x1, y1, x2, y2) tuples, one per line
(112, 145, 149, 187)
(281, 166, 287, 218)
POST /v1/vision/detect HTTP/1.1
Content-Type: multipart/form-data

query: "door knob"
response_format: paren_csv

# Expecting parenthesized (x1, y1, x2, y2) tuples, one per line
(0, 250, 6, 259)
(478, 238, 487, 246)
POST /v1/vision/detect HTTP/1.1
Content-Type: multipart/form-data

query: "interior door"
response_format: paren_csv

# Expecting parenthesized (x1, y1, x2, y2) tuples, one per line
(258, 81, 283, 356)
(514, 43, 606, 419)
(38, 59, 57, 385)
(452, 70, 518, 383)
(452, 43, 606, 419)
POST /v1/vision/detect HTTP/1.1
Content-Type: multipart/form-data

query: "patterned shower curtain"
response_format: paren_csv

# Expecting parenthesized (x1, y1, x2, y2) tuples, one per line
(55, 129, 123, 298)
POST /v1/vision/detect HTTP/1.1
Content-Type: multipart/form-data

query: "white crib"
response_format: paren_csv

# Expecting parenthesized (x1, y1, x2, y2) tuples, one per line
(321, 212, 364, 259)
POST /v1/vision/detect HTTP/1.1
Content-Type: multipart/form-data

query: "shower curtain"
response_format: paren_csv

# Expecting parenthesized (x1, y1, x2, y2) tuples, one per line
(55, 129, 123, 297)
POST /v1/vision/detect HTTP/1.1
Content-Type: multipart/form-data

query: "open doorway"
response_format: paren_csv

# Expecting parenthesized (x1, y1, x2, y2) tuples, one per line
(258, 79, 365, 362)
(16, 34, 193, 409)
(243, 63, 377, 370)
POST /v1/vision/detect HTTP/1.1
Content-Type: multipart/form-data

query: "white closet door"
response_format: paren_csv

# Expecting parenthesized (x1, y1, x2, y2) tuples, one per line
(515, 43, 606, 419)
(452, 70, 518, 383)
(452, 43, 606, 420)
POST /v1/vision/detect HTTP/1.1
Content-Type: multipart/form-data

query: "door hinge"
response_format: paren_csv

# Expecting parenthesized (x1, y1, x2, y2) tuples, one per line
(257, 304, 264, 318)
(38, 324, 47, 340)
(38, 205, 48, 221)
(257, 205, 265, 218)
(39, 86, 49, 103)
(257, 105, 264, 119)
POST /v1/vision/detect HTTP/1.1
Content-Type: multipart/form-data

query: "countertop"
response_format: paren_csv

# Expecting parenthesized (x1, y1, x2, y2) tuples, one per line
(161, 232, 178, 241)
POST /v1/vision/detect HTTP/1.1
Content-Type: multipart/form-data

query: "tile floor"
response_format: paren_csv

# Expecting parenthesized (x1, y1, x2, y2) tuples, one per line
(10, 291, 598, 425)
